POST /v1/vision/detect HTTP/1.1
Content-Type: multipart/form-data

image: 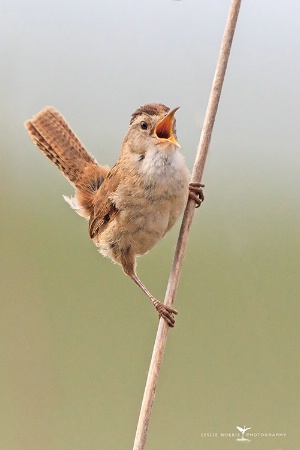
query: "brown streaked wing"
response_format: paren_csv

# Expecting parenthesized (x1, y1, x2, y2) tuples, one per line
(88, 165, 121, 238)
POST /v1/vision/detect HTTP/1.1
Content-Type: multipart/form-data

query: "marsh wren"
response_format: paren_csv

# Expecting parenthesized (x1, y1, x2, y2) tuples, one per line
(25, 104, 203, 326)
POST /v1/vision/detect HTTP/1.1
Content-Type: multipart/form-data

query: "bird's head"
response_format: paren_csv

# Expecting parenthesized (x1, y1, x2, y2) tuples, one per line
(122, 103, 180, 159)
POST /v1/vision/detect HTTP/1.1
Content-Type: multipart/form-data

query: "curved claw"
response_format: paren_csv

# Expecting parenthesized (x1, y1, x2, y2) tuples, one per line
(189, 182, 205, 208)
(152, 299, 178, 327)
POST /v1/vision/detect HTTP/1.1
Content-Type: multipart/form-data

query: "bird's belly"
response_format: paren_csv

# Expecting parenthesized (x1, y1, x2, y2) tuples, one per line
(94, 157, 190, 265)
(125, 209, 170, 254)
(95, 207, 170, 261)
(94, 193, 185, 265)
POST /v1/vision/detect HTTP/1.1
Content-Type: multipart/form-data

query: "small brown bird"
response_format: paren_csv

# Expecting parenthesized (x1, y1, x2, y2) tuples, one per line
(25, 104, 203, 326)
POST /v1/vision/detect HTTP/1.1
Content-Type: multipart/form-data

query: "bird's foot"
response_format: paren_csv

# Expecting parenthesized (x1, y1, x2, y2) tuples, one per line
(189, 182, 205, 207)
(152, 299, 178, 327)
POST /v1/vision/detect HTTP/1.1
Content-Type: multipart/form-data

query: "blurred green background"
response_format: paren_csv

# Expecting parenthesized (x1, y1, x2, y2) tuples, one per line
(1, 1, 299, 449)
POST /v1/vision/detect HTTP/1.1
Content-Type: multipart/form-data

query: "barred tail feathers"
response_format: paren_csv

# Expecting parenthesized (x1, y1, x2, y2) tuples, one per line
(25, 107, 110, 218)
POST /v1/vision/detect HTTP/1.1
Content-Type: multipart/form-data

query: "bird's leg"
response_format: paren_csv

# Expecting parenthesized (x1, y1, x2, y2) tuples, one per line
(189, 182, 205, 207)
(120, 250, 177, 327)
(130, 272, 177, 327)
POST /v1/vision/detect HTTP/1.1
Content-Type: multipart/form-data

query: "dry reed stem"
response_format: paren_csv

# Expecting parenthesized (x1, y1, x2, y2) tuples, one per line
(133, 1, 242, 449)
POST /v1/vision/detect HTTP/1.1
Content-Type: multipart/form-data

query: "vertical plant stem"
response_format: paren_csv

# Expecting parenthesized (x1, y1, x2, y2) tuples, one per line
(133, 1, 242, 449)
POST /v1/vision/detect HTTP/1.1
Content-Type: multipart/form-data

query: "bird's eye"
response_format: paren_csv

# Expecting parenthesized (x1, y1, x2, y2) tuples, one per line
(140, 121, 148, 130)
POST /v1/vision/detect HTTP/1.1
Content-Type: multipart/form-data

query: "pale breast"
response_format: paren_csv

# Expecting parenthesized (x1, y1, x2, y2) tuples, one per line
(95, 146, 190, 262)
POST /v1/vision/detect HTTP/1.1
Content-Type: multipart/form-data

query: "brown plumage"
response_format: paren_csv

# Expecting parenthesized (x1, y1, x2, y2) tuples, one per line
(25, 104, 203, 326)
(25, 107, 110, 218)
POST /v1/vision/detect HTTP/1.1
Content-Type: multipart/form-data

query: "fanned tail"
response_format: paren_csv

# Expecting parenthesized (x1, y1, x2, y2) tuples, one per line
(25, 107, 110, 218)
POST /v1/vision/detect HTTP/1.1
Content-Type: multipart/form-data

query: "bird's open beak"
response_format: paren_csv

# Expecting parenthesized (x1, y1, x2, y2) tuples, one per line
(154, 107, 180, 148)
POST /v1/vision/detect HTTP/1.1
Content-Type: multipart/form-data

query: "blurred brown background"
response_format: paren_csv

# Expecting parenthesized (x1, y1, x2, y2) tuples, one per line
(1, 1, 299, 449)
